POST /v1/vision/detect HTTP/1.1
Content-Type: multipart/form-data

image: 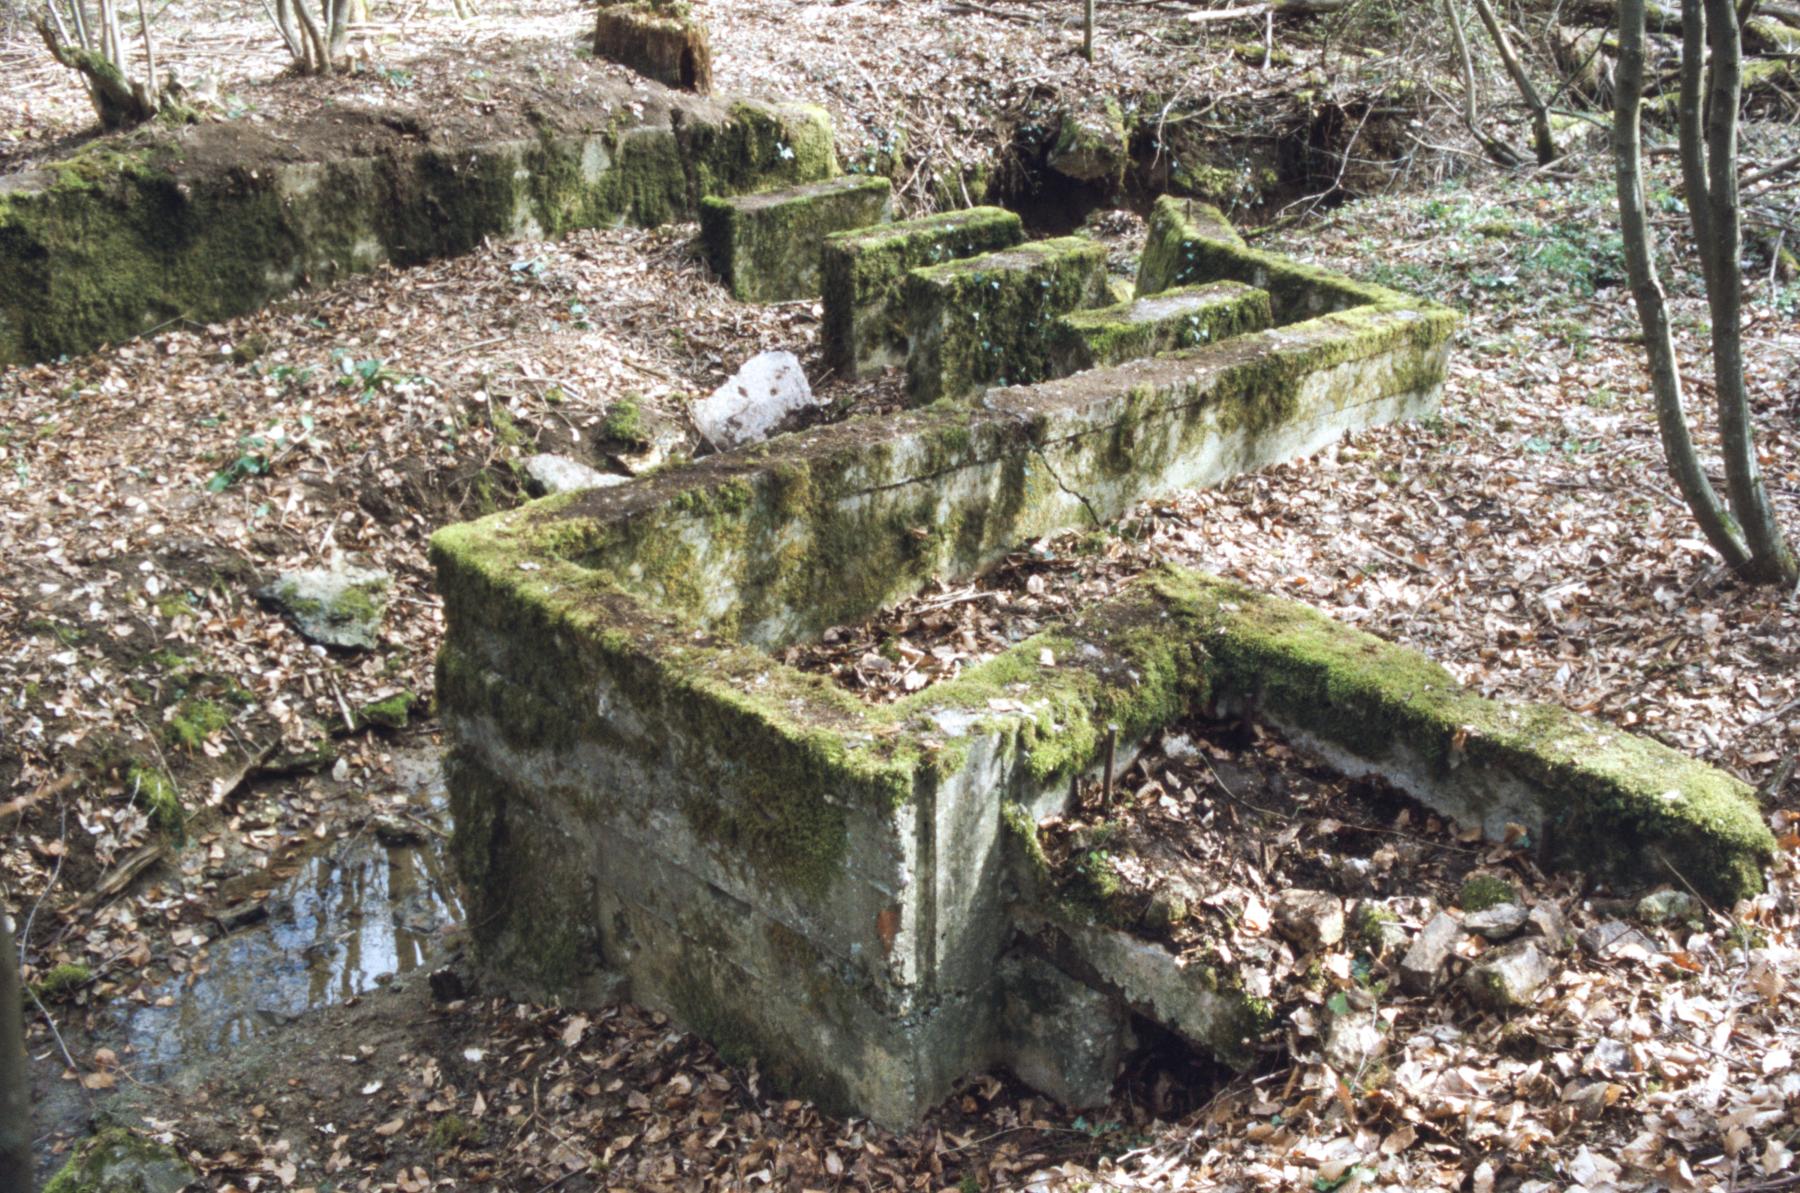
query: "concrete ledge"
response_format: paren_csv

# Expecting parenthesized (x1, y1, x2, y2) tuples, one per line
(1137, 193, 1403, 319)
(1048, 280, 1273, 374)
(0, 93, 836, 365)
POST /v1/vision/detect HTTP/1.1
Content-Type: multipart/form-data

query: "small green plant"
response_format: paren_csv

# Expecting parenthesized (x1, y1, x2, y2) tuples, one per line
(126, 763, 184, 836)
(30, 963, 92, 1003)
(1460, 874, 1518, 911)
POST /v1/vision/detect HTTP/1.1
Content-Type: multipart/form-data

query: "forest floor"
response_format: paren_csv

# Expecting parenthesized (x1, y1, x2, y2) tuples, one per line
(3, 0, 1800, 1189)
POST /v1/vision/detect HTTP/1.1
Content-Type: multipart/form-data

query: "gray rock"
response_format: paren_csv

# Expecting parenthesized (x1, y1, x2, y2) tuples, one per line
(999, 952, 1130, 1109)
(1322, 1009, 1385, 1074)
(1462, 939, 1553, 1011)
(1143, 884, 1190, 931)
(1464, 902, 1529, 940)
(1272, 888, 1345, 952)
(692, 351, 819, 449)
(1046, 97, 1129, 185)
(523, 453, 627, 495)
(258, 564, 390, 650)
(1580, 919, 1658, 959)
(1636, 889, 1705, 927)
(43, 1127, 197, 1193)
(1526, 901, 1572, 951)
(1400, 911, 1465, 993)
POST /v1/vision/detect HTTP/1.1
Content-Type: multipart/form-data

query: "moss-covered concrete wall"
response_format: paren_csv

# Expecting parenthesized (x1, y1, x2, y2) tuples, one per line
(429, 250, 1469, 1122)
(821, 206, 1025, 378)
(0, 94, 835, 365)
(1136, 193, 1405, 322)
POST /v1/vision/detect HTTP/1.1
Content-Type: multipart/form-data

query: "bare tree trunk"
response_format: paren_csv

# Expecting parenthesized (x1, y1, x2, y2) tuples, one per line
(1471, 0, 1559, 164)
(36, 4, 159, 129)
(0, 904, 32, 1193)
(1444, 0, 1528, 166)
(1700, 0, 1797, 580)
(1082, 0, 1095, 59)
(1615, 0, 1752, 569)
(326, 0, 348, 64)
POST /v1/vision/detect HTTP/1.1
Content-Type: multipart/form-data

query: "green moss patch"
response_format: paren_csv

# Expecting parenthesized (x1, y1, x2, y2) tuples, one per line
(700, 174, 892, 302)
(31, 962, 93, 1003)
(821, 206, 1024, 378)
(126, 762, 184, 837)
(358, 690, 419, 730)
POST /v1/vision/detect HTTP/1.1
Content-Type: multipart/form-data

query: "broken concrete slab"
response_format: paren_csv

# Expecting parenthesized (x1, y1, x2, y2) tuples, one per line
(1463, 902, 1529, 940)
(1047, 280, 1273, 374)
(700, 174, 893, 302)
(821, 206, 1025, 378)
(1636, 889, 1705, 926)
(0, 90, 836, 366)
(1579, 920, 1658, 960)
(593, 0, 712, 93)
(1046, 96, 1130, 187)
(1322, 1008, 1385, 1074)
(1527, 901, 1573, 951)
(902, 236, 1111, 403)
(1271, 889, 1345, 952)
(691, 350, 818, 448)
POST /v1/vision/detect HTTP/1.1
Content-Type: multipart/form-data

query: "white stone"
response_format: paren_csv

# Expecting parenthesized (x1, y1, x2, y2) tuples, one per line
(692, 351, 818, 449)
(523, 453, 627, 495)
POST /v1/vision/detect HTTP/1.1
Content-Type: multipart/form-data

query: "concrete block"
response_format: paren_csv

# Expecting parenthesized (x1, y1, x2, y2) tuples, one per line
(593, 0, 712, 93)
(1048, 280, 1272, 374)
(821, 206, 1024, 378)
(700, 175, 893, 303)
(902, 236, 1111, 403)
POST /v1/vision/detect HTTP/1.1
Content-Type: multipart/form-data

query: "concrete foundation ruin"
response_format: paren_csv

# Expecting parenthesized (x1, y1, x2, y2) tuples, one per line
(431, 196, 1771, 1125)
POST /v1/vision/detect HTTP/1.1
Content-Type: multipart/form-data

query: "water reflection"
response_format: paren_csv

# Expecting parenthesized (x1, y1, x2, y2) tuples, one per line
(124, 830, 463, 1073)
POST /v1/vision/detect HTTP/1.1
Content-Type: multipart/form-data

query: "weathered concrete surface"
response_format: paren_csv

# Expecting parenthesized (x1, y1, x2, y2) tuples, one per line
(0, 90, 835, 365)
(821, 206, 1024, 378)
(700, 174, 891, 302)
(1137, 193, 1391, 319)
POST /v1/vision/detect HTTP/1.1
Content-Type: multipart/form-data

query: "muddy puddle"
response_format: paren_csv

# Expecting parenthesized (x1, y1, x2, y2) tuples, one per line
(117, 748, 464, 1077)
